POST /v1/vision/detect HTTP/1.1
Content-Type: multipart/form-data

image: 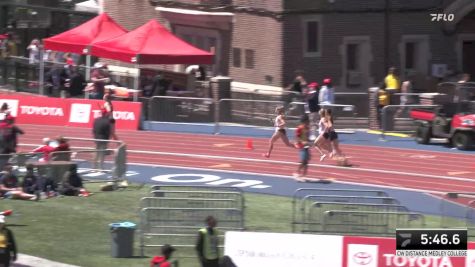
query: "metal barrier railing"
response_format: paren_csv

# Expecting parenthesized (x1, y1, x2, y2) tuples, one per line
(380, 104, 440, 139)
(320, 210, 426, 236)
(302, 203, 410, 233)
(291, 188, 389, 232)
(296, 194, 399, 234)
(467, 200, 475, 237)
(215, 98, 284, 134)
(441, 192, 475, 237)
(139, 185, 245, 257)
(18, 137, 126, 183)
(147, 96, 215, 123)
(287, 101, 358, 131)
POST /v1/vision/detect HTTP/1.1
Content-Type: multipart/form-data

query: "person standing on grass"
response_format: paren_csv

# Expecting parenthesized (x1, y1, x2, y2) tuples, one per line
(0, 215, 17, 267)
(293, 114, 311, 181)
(196, 216, 220, 267)
(263, 106, 294, 158)
(93, 110, 112, 171)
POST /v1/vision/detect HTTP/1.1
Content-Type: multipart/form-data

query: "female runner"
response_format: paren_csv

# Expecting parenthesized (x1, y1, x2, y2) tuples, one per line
(263, 106, 294, 158)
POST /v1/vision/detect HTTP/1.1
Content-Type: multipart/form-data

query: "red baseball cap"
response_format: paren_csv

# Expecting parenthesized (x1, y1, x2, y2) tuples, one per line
(323, 78, 332, 84)
(308, 82, 319, 88)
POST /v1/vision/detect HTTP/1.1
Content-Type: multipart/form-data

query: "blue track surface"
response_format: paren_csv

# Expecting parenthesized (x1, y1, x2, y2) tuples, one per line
(82, 164, 469, 219)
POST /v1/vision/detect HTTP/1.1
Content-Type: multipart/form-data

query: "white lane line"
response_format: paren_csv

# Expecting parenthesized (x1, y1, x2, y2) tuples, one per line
(126, 149, 475, 183)
(127, 162, 452, 195)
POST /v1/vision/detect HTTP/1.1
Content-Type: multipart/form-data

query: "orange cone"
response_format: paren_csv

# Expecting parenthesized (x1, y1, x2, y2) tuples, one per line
(246, 139, 254, 150)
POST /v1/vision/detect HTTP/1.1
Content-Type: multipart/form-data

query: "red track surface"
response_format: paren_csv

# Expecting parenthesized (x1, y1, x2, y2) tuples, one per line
(16, 124, 475, 195)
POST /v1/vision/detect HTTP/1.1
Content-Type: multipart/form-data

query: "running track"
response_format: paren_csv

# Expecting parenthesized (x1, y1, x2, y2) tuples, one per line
(15, 124, 475, 198)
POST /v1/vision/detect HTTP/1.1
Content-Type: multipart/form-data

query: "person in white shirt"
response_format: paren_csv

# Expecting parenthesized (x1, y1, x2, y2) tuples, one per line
(27, 39, 40, 64)
(313, 109, 332, 161)
(319, 78, 335, 106)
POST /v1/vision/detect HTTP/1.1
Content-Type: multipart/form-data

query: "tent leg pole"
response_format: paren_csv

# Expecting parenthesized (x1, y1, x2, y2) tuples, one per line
(85, 54, 91, 99)
(39, 47, 44, 95)
(134, 65, 140, 102)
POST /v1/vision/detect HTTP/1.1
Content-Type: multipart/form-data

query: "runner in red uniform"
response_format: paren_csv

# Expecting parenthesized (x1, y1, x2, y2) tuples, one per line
(293, 115, 311, 181)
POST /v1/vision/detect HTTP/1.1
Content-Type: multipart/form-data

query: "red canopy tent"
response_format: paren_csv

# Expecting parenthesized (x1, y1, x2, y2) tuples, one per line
(90, 19, 213, 65)
(43, 13, 127, 54)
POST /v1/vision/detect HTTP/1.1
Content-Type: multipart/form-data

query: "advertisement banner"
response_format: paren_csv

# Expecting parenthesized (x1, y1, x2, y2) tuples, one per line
(66, 98, 142, 130)
(0, 94, 141, 130)
(343, 236, 473, 267)
(0, 95, 69, 126)
(224, 231, 343, 267)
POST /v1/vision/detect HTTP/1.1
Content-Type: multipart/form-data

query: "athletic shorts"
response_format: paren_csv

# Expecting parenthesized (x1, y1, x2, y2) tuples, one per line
(277, 128, 286, 135)
(299, 147, 310, 164)
(323, 132, 329, 139)
(329, 131, 338, 141)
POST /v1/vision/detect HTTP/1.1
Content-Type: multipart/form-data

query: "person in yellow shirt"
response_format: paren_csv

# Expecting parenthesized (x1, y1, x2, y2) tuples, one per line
(383, 67, 400, 105)
(0, 215, 17, 267)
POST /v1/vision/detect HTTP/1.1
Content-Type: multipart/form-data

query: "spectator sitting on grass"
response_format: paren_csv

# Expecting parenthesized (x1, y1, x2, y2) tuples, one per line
(21, 164, 38, 195)
(60, 165, 86, 196)
(0, 164, 36, 200)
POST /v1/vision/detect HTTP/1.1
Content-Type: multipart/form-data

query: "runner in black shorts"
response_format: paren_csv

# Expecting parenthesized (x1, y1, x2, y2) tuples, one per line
(325, 109, 344, 158)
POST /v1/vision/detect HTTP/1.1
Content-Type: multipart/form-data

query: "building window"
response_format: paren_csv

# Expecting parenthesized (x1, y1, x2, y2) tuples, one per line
(405, 42, 415, 69)
(346, 44, 359, 71)
(245, 49, 255, 69)
(233, 48, 241, 68)
(306, 21, 319, 52)
(303, 16, 322, 57)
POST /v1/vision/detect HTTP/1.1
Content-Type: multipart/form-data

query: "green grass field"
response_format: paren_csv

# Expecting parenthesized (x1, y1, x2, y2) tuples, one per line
(0, 183, 471, 267)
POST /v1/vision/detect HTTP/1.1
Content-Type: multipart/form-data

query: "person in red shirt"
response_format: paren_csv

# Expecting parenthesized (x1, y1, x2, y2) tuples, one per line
(293, 114, 311, 181)
(33, 138, 55, 162)
(150, 244, 176, 267)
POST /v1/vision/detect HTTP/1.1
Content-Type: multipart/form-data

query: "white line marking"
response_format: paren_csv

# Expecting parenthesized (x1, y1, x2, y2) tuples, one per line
(83, 172, 106, 177)
(126, 149, 475, 183)
(127, 162, 451, 195)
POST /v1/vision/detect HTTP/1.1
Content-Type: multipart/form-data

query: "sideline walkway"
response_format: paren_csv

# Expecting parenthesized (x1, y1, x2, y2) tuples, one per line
(13, 254, 80, 267)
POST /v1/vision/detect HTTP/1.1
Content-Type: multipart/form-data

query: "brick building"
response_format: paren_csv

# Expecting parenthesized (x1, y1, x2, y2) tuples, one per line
(103, 0, 475, 92)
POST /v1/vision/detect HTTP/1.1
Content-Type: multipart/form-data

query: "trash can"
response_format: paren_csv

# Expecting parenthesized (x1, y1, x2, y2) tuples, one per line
(109, 221, 136, 258)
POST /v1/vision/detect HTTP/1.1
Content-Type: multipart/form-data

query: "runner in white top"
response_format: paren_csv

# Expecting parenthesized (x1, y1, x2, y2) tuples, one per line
(313, 109, 332, 161)
(263, 106, 294, 158)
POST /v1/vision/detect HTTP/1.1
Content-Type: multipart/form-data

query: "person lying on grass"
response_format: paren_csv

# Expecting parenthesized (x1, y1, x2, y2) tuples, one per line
(0, 164, 36, 200)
